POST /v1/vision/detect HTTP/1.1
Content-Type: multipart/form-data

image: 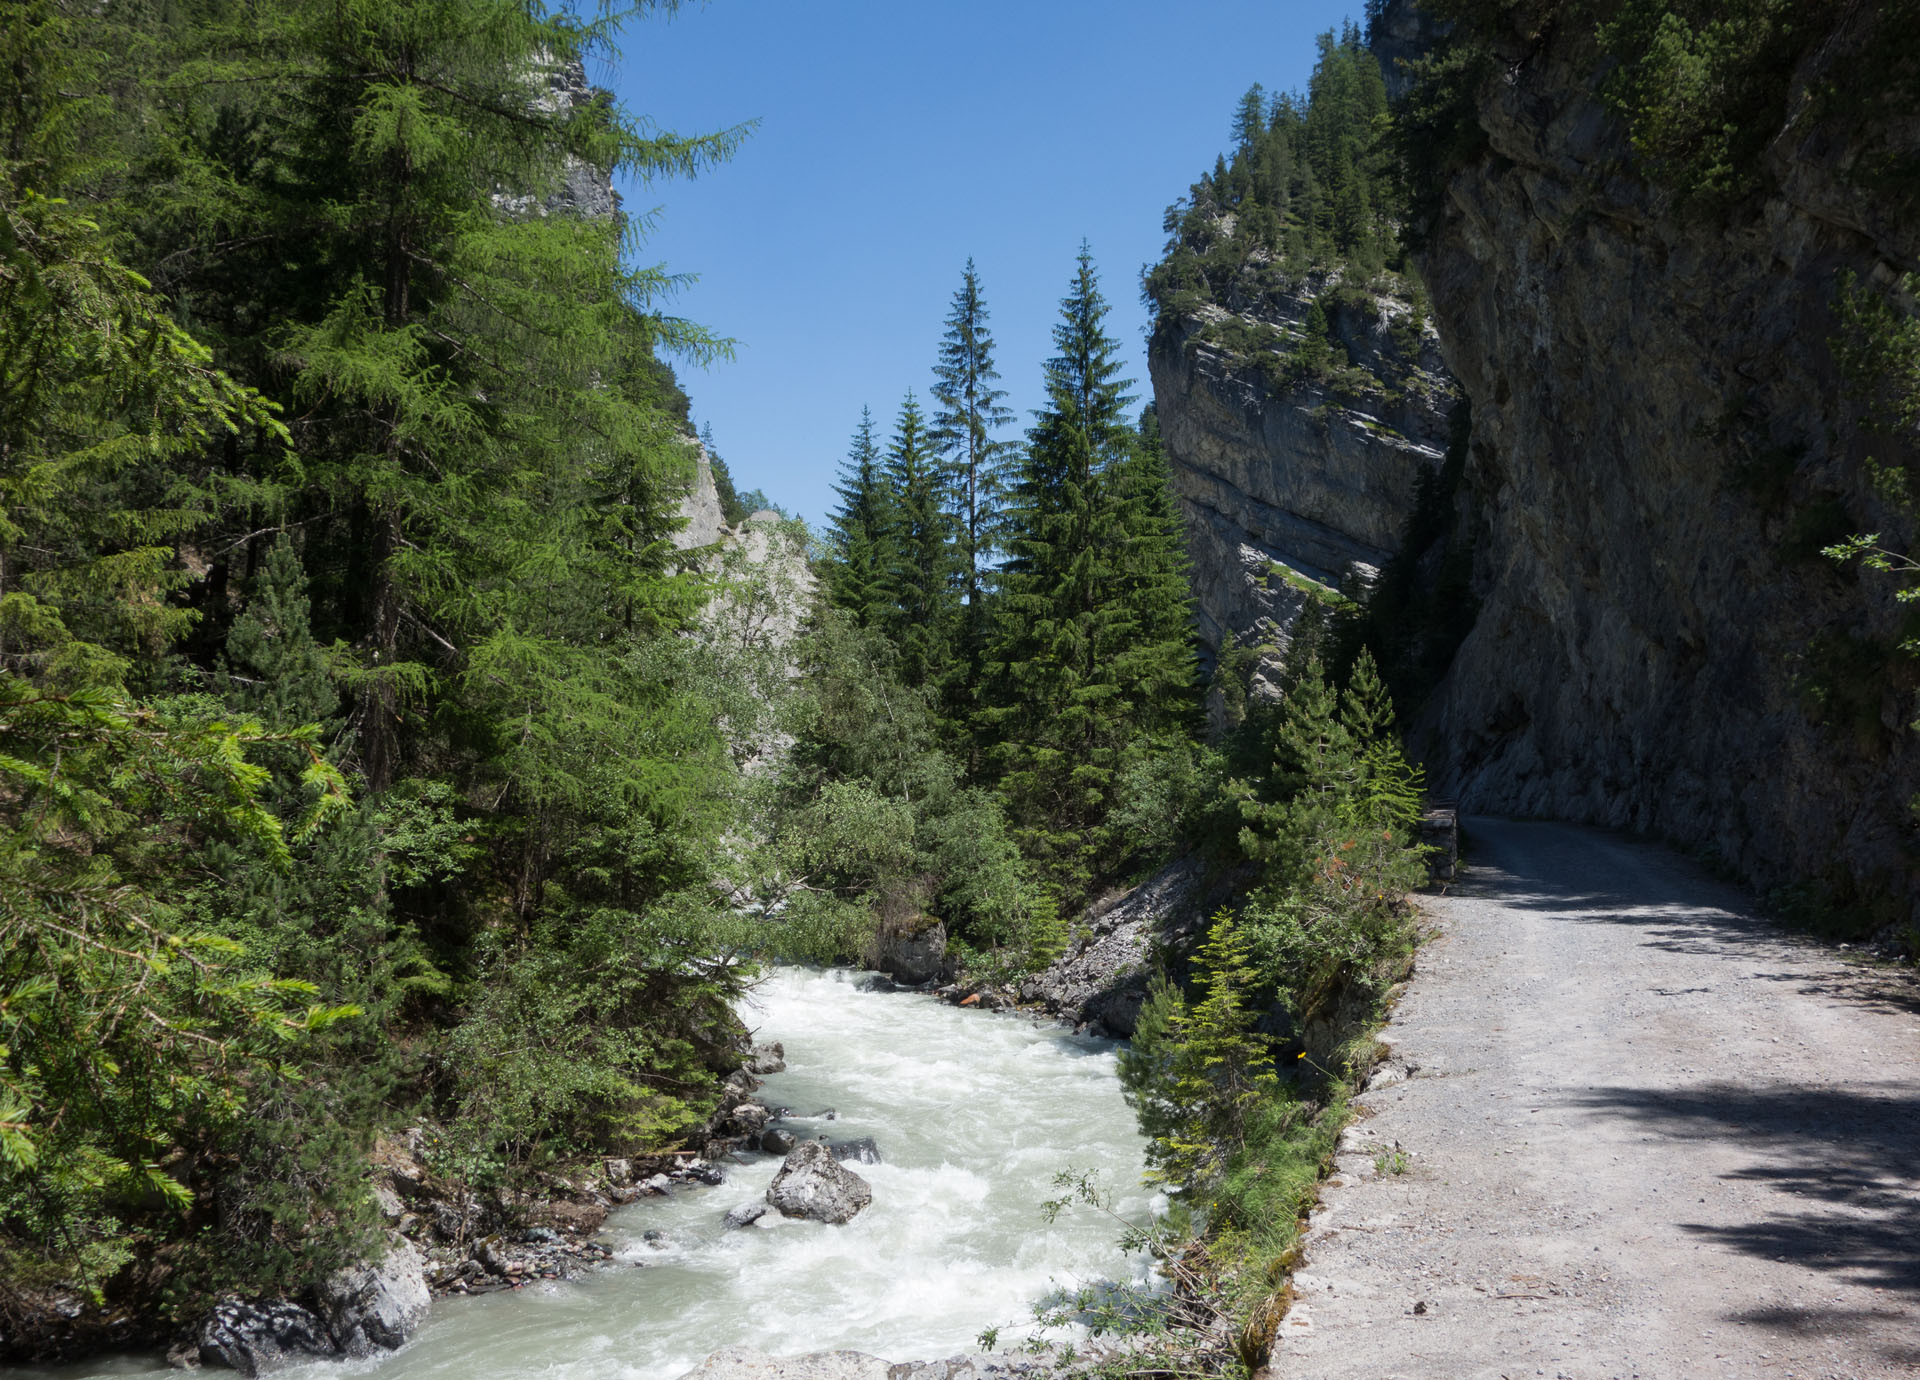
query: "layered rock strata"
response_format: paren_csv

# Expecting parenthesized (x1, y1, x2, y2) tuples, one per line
(1150, 290, 1453, 686)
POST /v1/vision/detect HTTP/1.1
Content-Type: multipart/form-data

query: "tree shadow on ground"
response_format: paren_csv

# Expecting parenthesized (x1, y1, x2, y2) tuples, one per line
(1570, 1082, 1920, 1329)
(1453, 820, 1920, 1019)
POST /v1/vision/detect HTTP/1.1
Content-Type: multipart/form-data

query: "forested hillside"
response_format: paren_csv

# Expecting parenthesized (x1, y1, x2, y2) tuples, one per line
(0, 0, 1441, 1366)
(1, 0, 766, 1349)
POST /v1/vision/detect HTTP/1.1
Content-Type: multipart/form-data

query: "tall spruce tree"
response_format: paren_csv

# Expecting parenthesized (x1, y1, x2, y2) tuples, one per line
(822, 407, 898, 628)
(929, 260, 1014, 686)
(1108, 405, 1201, 743)
(982, 247, 1196, 884)
(883, 391, 957, 689)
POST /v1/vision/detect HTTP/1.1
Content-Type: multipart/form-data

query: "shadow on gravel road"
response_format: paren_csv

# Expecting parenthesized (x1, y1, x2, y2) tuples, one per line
(1724, 1303, 1920, 1371)
(1570, 1083, 1920, 1302)
(1463, 864, 1920, 1021)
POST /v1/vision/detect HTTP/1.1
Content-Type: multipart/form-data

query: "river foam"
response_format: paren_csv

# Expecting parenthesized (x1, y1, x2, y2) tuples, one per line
(51, 967, 1153, 1380)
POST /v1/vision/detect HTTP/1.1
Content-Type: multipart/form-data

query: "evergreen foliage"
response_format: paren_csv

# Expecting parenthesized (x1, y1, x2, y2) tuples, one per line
(882, 392, 959, 690)
(757, 607, 1039, 965)
(929, 261, 1015, 686)
(0, 0, 761, 1327)
(821, 408, 899, 629)
(1118, 914, 1278, 1189)
(1144, 23, 1397, 330)
(981, 248, 1199, 886)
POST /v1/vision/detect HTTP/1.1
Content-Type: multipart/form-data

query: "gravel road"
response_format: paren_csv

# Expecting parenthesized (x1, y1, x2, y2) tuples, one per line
(1270, 817, 1920, 1380)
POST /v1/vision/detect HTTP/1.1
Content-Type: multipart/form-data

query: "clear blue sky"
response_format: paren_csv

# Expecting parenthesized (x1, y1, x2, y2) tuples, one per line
(603, 1, 1363, 527)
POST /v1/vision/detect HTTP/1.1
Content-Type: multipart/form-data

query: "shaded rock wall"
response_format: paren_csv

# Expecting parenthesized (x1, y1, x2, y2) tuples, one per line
(1150, 292, 1453, 684)
(1395, 3, 1920, 914)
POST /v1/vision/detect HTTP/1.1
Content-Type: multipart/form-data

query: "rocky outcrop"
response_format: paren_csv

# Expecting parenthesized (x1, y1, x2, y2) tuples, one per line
(673, 443, 731, 552)
(314, 1239, 430, 1358)
(1391, 1, 1920, 914)
(491, 57, 620, 222)
(1016, 854, 1243, 1037)
(875, 921, 947, 985)
(1150, 287, 1453, 702)
(764, 1141, 872, 1225)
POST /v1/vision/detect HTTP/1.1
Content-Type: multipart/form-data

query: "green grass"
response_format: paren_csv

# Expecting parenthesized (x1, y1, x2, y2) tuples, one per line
(1263, 561, 1350, 605)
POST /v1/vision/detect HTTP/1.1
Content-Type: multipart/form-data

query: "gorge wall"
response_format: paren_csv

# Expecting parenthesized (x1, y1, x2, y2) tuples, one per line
(1154, 3, 1920, 926)
(1150, 287, 1453, 693)
(1402, 2, 1920, 920)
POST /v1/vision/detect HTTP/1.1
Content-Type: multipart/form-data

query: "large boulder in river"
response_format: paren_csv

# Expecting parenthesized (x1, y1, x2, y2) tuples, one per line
(316, 1238, 430, 1357)
(747, 1041, 786, 1074)
(765, 1140, 871, 1224)
(198, 1299, 340, 1375)
(197, 1240, 429, 1374)
(875, 920, 946, 984)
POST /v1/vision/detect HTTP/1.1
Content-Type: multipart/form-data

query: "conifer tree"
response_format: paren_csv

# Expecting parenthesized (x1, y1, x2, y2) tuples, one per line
(1109, 405, 1201, 732)
(1118, 910, 1276, 1188)
(883, 391, 957, 689)
(1341, 648, 1426, 833)
(822, 408, 899, 629)
(152, 0, 741, 797)
(221, 537, 339, 731)
(1233, 83, 1268, 154)
(929, 260, 1014, 682)
(983, 247, 1196, 882)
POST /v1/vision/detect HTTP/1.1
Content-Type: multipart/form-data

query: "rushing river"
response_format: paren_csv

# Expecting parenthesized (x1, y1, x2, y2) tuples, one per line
(56, 968, 1153, 1380)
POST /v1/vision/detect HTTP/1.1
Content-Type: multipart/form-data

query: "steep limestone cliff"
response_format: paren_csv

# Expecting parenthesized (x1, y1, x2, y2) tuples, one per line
(1150, 284, 1454, 690)
(1395, 3, 1920, 920)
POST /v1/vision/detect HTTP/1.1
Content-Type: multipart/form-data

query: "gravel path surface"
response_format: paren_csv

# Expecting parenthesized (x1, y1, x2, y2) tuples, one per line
(1271, 817, 1920, 1380)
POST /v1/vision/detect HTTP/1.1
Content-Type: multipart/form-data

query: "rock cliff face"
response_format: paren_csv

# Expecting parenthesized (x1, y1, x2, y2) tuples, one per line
(1392, 3, 1920, 916)
(1150, 288, 1453, 690)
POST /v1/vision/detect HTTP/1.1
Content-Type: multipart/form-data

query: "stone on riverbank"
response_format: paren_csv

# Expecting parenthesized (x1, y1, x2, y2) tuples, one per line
(765, 1141, 871, 1224)
(316, 1238, 430, 1357)
(197, 1300, 339, 1376)
(875, 921, 947, 985)
(197, 1239, 430, 1374)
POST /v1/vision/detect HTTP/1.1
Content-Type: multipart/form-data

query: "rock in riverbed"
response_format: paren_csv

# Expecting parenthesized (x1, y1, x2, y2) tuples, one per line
(825, 1136, 881, 1165)
(765, 1141, 871, 1224)
(316, 1238, 430, 1356)
(723, 1200, 769, 1230)
(197, 1239, 430, 1374)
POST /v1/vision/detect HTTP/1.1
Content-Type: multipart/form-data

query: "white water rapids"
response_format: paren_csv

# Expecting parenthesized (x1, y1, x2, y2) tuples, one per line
(57, 967, 1154, 1380)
